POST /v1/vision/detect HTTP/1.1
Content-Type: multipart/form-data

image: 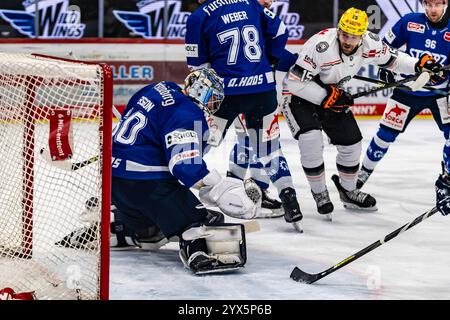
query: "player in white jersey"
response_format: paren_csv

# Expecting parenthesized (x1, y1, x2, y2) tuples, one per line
(282, 7, 440, 217)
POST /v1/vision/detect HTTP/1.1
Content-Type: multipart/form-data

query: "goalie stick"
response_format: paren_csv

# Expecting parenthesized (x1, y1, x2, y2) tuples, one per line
(290, 206, 438, 284)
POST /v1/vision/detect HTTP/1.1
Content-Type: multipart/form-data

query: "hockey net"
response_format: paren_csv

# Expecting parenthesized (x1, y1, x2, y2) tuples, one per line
(0, 53, 112, 300)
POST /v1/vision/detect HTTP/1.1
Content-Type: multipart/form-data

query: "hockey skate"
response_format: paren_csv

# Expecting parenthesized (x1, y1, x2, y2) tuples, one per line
(257, 189, 284, 218)
(279, 187, 303, 233)
(311, 189, 334, 221)
(55, 222, 99, 250)
(331, 174, 377, 211)
(356, 166, 373, 189)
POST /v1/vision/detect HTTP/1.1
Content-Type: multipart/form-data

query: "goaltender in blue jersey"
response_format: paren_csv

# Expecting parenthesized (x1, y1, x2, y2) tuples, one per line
(110, 69, 263, 275)
(185, 0, 288, 95)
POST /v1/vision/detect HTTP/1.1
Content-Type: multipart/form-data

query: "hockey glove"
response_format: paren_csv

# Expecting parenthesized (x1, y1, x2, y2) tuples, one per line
(321, 84, 354, 112)
(198, 169, 259, 219)
(436, 173, 450, 216)
(415, 53, 445, 83)
(378, 68, 396, 84)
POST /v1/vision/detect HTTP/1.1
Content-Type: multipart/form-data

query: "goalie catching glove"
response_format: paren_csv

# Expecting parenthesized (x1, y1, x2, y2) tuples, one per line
(198, 169, 261, 219)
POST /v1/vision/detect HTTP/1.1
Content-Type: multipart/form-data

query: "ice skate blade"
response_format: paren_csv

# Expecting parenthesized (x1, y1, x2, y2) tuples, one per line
(194, 266, 243, 275)
(256, 207, 284, 219)
(292, 221, 303, 233)
(343, 202, 378, 212)
(321, 213, 332, 221)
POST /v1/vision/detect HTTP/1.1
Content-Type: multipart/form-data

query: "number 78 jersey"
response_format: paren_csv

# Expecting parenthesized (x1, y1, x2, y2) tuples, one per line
(185, 0, 288, 95)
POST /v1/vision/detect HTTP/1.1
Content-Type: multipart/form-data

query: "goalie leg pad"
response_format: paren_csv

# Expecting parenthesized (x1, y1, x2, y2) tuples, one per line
(179, 223, 247, 275)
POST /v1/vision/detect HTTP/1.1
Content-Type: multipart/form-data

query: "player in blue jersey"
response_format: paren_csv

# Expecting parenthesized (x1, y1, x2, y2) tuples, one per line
(357, 0, 449, 189)
(110, 69, 260, 275)
(186, 0, 303, 232)
(225, 0, 298, 218)
(227, 48, 299, 218)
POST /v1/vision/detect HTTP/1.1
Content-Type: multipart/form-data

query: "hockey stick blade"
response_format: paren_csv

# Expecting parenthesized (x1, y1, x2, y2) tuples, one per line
(408, 72, 430, 91)
(290, 267, 320, 284)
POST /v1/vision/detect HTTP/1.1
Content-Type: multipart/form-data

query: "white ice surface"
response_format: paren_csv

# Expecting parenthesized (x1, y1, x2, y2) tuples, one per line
(110, 118, 450, 300)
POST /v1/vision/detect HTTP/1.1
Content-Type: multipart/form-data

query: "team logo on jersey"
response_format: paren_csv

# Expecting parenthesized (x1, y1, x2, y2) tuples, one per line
(316, 41, 329, 53)
(269, 0, 305, 40)
(381, 101, 410, 130)
(407, 22, 425, 33)
(113, 0, 189, 39)
(0, 0, 86, 38)
(367, 32, 380, 42)
(444, 32, 450, 42)
(385, 29, 396, 44)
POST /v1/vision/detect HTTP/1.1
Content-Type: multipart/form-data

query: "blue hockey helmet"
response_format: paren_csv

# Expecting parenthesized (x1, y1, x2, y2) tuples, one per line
(184, 68, 225, 115)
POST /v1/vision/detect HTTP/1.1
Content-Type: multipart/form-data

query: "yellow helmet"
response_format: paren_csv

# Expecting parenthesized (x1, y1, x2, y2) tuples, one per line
(338, 7, 368, 36)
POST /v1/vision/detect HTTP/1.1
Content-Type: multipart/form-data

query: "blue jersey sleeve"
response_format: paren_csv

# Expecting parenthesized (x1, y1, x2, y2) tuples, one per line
(159, 103, 209, 188)
(383, 16, 408, 48)
(185, 13, 209, 68)
(262, 7, 288, 60)
(275, 49, 298, 72)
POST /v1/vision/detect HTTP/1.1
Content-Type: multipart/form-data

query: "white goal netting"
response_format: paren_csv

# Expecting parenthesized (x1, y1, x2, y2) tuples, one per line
(0, 53, 112, 300)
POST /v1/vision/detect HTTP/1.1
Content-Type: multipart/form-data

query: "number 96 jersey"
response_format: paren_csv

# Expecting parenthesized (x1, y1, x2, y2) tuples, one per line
(185, 0, 288, 95)
(384, 12, 450, 95)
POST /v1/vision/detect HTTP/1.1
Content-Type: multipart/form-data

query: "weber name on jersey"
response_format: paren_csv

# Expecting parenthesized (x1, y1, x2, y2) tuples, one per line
(112, 82, 210, 187)
(384, 12, 450, 96)
(185, 0, 288, 95)
(285, 28, 418, 105)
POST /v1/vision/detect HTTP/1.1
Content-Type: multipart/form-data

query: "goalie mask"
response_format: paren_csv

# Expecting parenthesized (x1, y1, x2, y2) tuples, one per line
(184, 68, 225, 115)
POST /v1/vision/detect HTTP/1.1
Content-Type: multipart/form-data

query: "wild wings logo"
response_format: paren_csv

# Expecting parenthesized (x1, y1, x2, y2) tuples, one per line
(113, 0, 189, 39)
(270, 0, 304, 40)
(0, 0, 86, 38)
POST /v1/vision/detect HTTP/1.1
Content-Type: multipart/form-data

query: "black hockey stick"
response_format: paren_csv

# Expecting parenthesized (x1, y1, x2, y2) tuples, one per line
(351, 64, 450, 99)
(290, 206, 438, 284)
(353, 75, 450, 97)
(70, 155, 99, 171)
(351, 72, 428, 99)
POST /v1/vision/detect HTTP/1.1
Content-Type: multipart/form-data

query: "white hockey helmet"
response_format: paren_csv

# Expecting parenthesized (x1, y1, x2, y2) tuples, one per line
(184, 68, 225, 115)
